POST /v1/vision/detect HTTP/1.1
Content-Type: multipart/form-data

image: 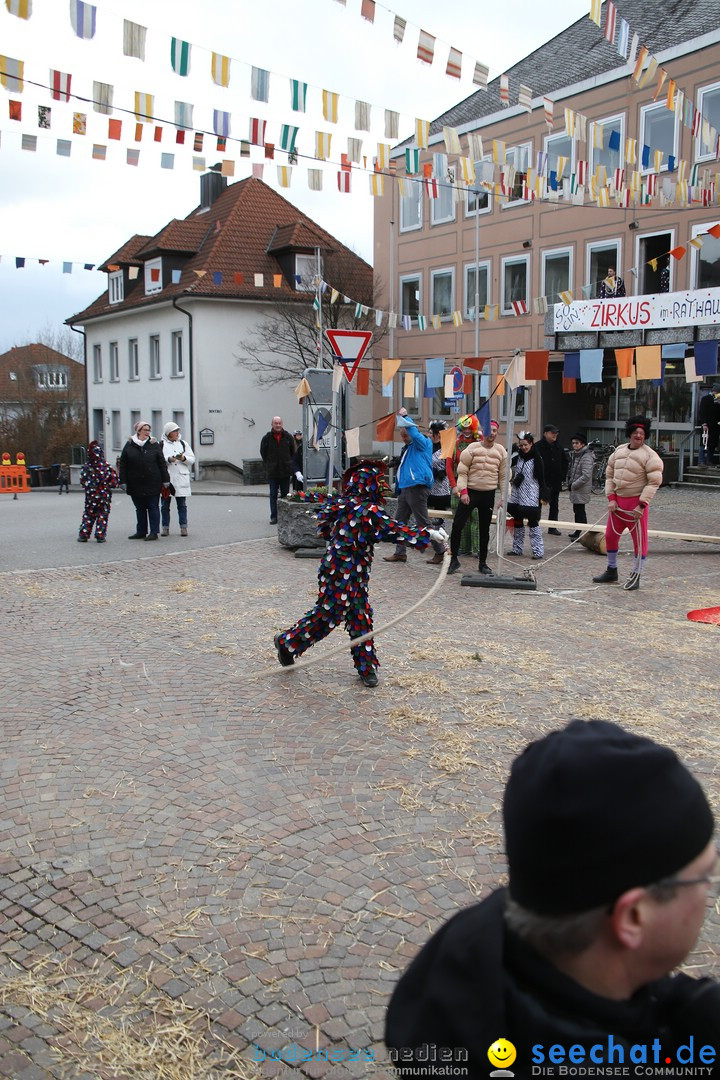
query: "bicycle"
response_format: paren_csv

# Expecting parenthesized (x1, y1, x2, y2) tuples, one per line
(587, 440, 615, 493)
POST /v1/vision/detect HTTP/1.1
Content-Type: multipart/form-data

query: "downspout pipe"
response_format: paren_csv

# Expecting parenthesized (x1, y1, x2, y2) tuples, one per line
(70, 325, 88, 442)
(172, 296, 196, 479)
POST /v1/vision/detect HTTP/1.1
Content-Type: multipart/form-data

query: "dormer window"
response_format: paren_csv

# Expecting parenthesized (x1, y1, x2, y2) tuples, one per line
(109, 270, 124, 304)
(144, 257, 163, 295)
(295, 254, 320, 291)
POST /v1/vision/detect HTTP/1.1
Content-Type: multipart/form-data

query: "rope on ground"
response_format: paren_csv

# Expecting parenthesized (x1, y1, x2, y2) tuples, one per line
(275, 550, 452, 676)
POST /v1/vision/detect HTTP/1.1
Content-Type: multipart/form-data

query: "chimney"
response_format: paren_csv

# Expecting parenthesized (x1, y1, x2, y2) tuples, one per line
(200, 169, 227, 210)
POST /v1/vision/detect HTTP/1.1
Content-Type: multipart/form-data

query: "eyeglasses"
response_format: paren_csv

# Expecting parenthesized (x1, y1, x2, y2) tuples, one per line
(655, 853, 720, 898)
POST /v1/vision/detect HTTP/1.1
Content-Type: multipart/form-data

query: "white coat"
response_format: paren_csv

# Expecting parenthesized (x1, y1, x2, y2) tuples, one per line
(162, 437, 195, 498)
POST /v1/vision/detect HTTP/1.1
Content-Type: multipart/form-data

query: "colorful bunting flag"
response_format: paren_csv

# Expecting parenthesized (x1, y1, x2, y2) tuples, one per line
(589, 0, 601, 27)
(123, 20, 146, 60)
(211, 53, 230, 87)
(616, 17, 629, 58)
(134, 93, 153, 121)
(473, 62, 489, 89)
(251, 66, 270, 102)
(175, 101, 193, 129)
(512, 299, 528, 316)
(322, 90, 339, 123)
(393, 15, 406, 43)
(250, 118, 266, 145)
(604, 1, 616, 43)
(50, 70, 72, 102)
(415, 119, 430, 149)
(213, 110, 230, 138)
(417, 30, 435, 65)
(170, 38, 190, 76)
(93, 81, 113, 114)
(0, 56, 23, 92)
(499, 74, 509, 106)
(315, 132, 331, 160)
(446, 48, 462, 80)
(70, 0, 96, 39)
(360, 0, 375, 21)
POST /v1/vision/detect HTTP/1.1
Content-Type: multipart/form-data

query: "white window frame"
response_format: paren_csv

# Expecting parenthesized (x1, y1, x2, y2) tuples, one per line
(464, 158, 493, 218)
(430, 164, 456, 226)
(464, 260, 491, 319)
(111, 410, 121, 451)
(501, 141, 533, 208)
(109, 341, 119, 382)
(128, 339, 139, 381)
(690, 221, 720, 288)
(144, 257, 163, 295)
(500, 255, 529, 315)
(109, 270, 124, 305)
(541, 247, 573, 304)
(399, 180, 422, 232)
(430, 267, 454, 320)
(586, 240, 621, 299)
(399, 273, 422, 319)
(149, 335, 161, 379)
(695, 81, 720, 163)
(171, 331, 184, 377)
(589, 113, 625, 177)
(92, 344, 102, 383)
(639, 101, 677, 174)
(544, 132, 575, 196)
(635, 228, 675, 295)
(295, 253, 319, 292)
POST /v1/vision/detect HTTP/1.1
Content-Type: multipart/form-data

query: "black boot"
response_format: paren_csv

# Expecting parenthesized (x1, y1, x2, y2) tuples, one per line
(592, 567, 618, 583)
(478, 562, 493, 575)
(446, 556, 461, 575)
(623, 571, 641, 591)
(273, 633, 294, 667)
(359, 669, 378, 687)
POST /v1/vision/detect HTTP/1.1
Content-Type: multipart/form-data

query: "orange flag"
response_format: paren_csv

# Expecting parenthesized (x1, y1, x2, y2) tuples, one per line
(614, 348, 634, 378)
(375, 413, 396, 441)
(439, 427, 457, 459)
(562, 377, 577, 394)
(463, 357, 486, 371)
(463, 374, 473, 394)
(669, 245, 686, 260)
(355, 369, 369, 395)
(524, 350, 549, 380)
(635, 345, 661, 380)
(707, 223, 720, 239)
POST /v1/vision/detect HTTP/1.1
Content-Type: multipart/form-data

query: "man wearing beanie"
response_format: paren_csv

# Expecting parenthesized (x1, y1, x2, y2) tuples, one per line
(385, 720, 718, 1078)
(592, 416, 663, 591)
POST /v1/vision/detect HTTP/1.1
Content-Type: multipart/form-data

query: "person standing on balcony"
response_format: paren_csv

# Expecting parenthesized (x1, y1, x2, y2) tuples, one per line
(599, 267, 626, 298)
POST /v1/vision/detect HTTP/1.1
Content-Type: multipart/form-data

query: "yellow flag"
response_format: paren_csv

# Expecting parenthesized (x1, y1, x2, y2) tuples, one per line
(211, 53, 230, 87)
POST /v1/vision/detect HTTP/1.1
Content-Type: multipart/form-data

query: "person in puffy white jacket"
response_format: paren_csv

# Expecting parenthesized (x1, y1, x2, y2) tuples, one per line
(161, 422, 196, 536)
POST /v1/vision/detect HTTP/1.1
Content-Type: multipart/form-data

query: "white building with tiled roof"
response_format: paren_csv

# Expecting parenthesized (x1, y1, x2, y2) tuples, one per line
(67, 174, 372, 476)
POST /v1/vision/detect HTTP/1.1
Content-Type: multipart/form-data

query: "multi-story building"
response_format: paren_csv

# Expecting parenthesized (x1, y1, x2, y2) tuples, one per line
(372, 0, 720, 458)
(68, 173, 372, 475)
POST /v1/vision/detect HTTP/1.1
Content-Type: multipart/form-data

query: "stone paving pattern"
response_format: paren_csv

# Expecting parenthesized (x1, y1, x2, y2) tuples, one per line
(1, 486, 719, 1078)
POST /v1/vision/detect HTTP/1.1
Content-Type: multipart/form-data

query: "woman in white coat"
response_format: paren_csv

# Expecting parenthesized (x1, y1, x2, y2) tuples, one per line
(161, 422, 196, 536)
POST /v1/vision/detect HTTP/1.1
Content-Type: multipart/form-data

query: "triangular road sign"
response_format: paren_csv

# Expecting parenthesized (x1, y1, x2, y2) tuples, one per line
(324, 329, 373, 381)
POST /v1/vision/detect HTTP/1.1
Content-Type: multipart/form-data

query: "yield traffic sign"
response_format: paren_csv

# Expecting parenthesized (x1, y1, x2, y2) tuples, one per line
(324, 329, 373, 381)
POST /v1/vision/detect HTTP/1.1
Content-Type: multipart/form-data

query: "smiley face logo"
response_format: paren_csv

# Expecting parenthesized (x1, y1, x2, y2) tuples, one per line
(488, 1038, 517, 1070)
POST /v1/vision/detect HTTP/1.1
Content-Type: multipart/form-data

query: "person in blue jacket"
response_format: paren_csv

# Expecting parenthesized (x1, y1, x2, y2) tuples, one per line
(384, 409, 447, 564)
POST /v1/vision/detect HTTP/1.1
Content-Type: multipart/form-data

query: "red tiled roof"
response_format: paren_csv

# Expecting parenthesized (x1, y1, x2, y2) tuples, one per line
(98, 234, 152, 273)
(0, 344, 83, 398)
(68, 177, 372, 324)
(135, 219, 211, 258)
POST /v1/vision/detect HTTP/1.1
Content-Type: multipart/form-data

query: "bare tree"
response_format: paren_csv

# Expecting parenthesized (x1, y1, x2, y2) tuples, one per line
(236, 258, 384, 388)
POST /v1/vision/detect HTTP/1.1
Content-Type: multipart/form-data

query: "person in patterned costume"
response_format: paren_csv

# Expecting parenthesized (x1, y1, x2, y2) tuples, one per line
(77, 441, 119, 543)
(273, 461, 446, 687)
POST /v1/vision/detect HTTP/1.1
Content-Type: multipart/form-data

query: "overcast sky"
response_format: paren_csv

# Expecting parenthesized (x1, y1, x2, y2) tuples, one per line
(0, 0, 586, 353)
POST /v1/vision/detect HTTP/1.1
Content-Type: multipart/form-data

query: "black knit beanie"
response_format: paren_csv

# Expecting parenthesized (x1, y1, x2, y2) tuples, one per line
(504, 720, 714, 915)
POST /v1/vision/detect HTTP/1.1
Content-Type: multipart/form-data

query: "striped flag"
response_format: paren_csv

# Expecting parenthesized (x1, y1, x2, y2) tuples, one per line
(134, 93, 153, 122)
(405, 148, 420, 174)
(251, 67, 270, 102)
(123, 20, 146, 60)
(616, 17, 630, 58)
(589, 0, 601, 26)
(543, 97, 554, 126)
(280, 125, 298, 154)
(211, 53, 230, 87)
(93, 81, 113, 114)
(376, 143, 390, 169)
(603, 1, 616, 44)
(315, 131, 331, 160)
(50, 70, 72, 101)
(452, 310, 463, 327)
(369, 173, 385, 196)
(170, 38, 190, 76)
(290, 79, 307, 112)
(277, 165, 292, 188)
(6, 0, 32, 18)
(213, 110, 230, 138)
(322, 90, 338, 123)
(518, 85, 532, 113)
(499, 74, 509, 106)
(512, 299, 528, 316)
(417, 30, 435, 65)
(415, 119, 430, 148)
(473, 62, 489, 89)
(69, 0, 95, 38)
(0, 55, 23, 91)
(174, 101, 193, 130)
(446, 48, 462, 80)
(249, 118, 266, 145)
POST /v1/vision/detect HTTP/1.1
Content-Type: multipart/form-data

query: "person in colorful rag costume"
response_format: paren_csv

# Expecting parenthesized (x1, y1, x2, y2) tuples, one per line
(273, 461, 446, 687)
(77, 441, 119, 543)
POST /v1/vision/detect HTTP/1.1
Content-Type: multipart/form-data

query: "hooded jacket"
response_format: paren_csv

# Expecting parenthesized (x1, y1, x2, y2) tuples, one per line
(385, 888, 720, 1079)
(395, 417, 433, 490)
(119, 437, 169, 498)
(80, 442, 118, 496)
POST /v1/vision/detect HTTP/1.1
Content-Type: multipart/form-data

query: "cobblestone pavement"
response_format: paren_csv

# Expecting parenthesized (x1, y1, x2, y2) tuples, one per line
(1, 487, 719, 1078)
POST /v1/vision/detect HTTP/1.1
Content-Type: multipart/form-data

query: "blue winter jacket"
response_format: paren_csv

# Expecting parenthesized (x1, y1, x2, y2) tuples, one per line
(396, 417, 433, 490)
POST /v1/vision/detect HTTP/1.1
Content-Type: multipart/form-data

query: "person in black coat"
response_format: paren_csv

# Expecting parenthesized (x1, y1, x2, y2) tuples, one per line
(118, 420, 170, 541)
(698, 383, 720, 466)
(260, 416, 297, 524)
(386, 720, 719, 1079)
(535, 424, 567, 533)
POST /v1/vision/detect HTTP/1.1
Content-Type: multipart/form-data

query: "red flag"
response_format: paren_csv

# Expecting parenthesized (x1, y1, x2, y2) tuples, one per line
(108, 119, 122, 140)
(562, 377, 577, 394)
(51, 70, 72, 102)
(463, 357, 487, 372)
(524, 350, 549, 380)
(706, 223, 720, 239)
(355, 369, 370, 396)
(375, 413, 396, 441)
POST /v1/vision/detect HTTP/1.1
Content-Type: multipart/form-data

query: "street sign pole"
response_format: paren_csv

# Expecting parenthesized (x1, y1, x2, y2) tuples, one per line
(323, 331, 373, 486)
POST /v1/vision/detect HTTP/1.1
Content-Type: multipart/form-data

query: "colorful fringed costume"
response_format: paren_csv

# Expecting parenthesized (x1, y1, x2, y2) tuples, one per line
(78, 441, 119, 542)
(274, 463, 433, 686)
